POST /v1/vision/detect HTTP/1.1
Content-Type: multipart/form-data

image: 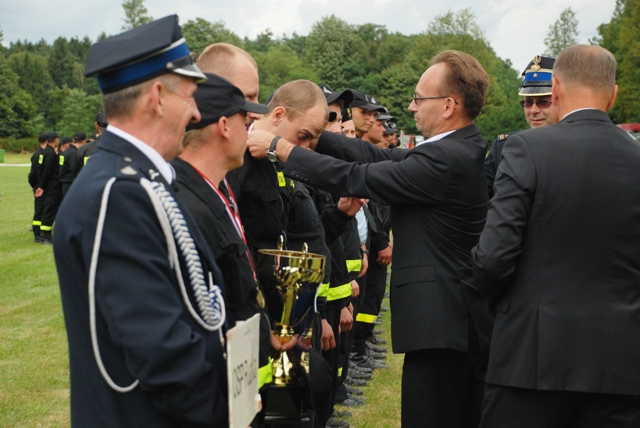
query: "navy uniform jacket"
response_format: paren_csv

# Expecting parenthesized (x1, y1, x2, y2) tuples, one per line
(53, 131, 228, 427)
(282, 127, 492, 355)
(171, 157, 272, 383)
(472, 110, 640, 395)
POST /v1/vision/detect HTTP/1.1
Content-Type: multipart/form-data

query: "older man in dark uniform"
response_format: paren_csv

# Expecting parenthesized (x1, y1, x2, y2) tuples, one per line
(53, 16, 229, 427)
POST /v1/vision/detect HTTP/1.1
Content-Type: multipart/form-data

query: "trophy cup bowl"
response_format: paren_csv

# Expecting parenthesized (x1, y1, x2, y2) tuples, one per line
(258, 245, 325, 425)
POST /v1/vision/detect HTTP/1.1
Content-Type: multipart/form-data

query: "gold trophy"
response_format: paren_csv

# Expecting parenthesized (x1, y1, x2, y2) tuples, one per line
(259, 243, 325, 425)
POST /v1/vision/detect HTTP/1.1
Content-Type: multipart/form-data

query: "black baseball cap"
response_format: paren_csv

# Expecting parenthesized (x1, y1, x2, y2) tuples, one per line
(377, 107, 394, 121)
(318, 84, 353, 107)
(38, 133, 47, 143)
(46, 131, 59, 142)
(73, 132, 86, 141)
(349, 89, 386, 112)
(383, 121, 399, 135)
(187, 73, 270, 131)
(84, 15, 205, 93)
(95, 110, 108, 128)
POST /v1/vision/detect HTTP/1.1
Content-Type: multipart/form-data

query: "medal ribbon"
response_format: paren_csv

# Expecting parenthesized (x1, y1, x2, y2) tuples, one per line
(194, 168, 259, 283)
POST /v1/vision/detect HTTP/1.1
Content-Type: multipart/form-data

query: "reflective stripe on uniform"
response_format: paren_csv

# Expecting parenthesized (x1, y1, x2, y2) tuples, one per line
(346, 259, 362, 273)
(84, 156, 90, 165)
(259, 358, 273, 389)
(38, 154, 43, 164)
(40, 225, 53, 231)
(356, 313, 377, 323)
(338, 367, 343, 377)
(317, 282, 330, 298)
(327, 282, 351, 301)
(59, 155, 64, 166)
(32, 220, 42, 226)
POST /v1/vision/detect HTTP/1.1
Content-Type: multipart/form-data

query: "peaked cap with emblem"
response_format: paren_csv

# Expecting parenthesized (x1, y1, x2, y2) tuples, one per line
(318, 84, 354, 107)
(84, 15, 206, 94)
(519, 55, 555, 96)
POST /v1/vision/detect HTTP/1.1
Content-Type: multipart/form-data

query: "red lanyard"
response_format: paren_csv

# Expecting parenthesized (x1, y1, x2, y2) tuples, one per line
(194, 168, 258, 282)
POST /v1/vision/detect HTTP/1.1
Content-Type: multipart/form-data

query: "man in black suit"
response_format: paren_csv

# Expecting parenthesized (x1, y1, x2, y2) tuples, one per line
(472, 44, 640, 427)
(247, 50, 492, 427)
(52, 16, 229, 427)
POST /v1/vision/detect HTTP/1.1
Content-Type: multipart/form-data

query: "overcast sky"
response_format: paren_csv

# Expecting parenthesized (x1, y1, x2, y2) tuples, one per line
(1, 0, 616, 75)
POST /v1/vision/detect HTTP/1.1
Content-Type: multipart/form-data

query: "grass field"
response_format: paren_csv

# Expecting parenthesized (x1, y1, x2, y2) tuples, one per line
(0, 154, 402, 427)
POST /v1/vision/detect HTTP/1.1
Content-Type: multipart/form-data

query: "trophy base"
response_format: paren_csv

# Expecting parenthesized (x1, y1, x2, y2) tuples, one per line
(264, 384, 315, 427)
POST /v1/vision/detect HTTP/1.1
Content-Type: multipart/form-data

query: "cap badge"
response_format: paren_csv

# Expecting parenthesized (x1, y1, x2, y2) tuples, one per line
(531, 55, 541, 72)
(371, 96, 377, 104)
(323, 87, 332, 94)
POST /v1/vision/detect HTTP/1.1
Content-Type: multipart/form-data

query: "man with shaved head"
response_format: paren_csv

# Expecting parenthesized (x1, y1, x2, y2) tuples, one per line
(473, 45, 640, 427)
(197, 43, 261, 125)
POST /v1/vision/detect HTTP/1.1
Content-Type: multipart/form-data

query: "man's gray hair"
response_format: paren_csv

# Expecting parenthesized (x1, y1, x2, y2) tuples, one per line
(102, 74, 181, 121)
(554, 45, 616, 91)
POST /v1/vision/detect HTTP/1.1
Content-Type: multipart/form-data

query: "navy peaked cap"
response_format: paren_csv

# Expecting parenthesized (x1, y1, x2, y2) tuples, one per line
(84, 15, 205, 93)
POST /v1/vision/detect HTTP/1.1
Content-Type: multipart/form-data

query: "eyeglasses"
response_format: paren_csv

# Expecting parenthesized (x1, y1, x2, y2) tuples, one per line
(413, 94, 459, 105)
(520, 99, 552, 109)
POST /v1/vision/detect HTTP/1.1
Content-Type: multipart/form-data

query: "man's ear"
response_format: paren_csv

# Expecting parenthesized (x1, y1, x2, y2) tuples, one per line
(442, 97, 456, 119)
(218, 116, 230, 140)
(149, 81, 164, 116)
(551, 76, 560, 105)
(606, 84, 618, 111)
(271, 106, 287, 126)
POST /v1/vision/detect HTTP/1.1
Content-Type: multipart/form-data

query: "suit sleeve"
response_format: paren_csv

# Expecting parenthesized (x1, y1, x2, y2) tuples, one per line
(471, 135, 537, 304)
(284, 142, 451, 206)
(95, 180, 225, 425)
(316, 130, 408, 163)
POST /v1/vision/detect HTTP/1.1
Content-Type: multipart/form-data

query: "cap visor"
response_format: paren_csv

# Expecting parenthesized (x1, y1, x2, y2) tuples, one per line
(173, 63, 207, 82)
(327, 90, 354, 106)
(242, 100, 270, 115)
(518, 87, 552, 96)
(377, 113, 393, 121)
(352, 102, 386, 112)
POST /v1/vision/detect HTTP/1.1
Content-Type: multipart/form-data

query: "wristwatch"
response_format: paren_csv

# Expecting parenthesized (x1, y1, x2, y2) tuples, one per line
(266, 136, 281, 163)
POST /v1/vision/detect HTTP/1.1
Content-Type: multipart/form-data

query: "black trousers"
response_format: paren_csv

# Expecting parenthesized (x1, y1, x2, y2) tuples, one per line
(321, 305, 341, 421)
(481, 384, 640, 428)
(32, 194, 45, 231)
(41, 182, 62, 230)
(401, 322, 484, 428)
(353, 252, 387, 341)
(61, 182, 72, 199)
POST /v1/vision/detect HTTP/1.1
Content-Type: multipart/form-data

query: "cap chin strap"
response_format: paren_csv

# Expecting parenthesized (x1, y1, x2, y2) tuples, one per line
(89, 177, 225, 393)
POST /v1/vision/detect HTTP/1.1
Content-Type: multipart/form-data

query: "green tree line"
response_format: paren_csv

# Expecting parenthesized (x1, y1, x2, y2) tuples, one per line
(0, 2, 637, 149)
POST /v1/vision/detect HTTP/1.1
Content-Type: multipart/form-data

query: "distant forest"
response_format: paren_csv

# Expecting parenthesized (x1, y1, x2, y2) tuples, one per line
(0, 0, 638, 150)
